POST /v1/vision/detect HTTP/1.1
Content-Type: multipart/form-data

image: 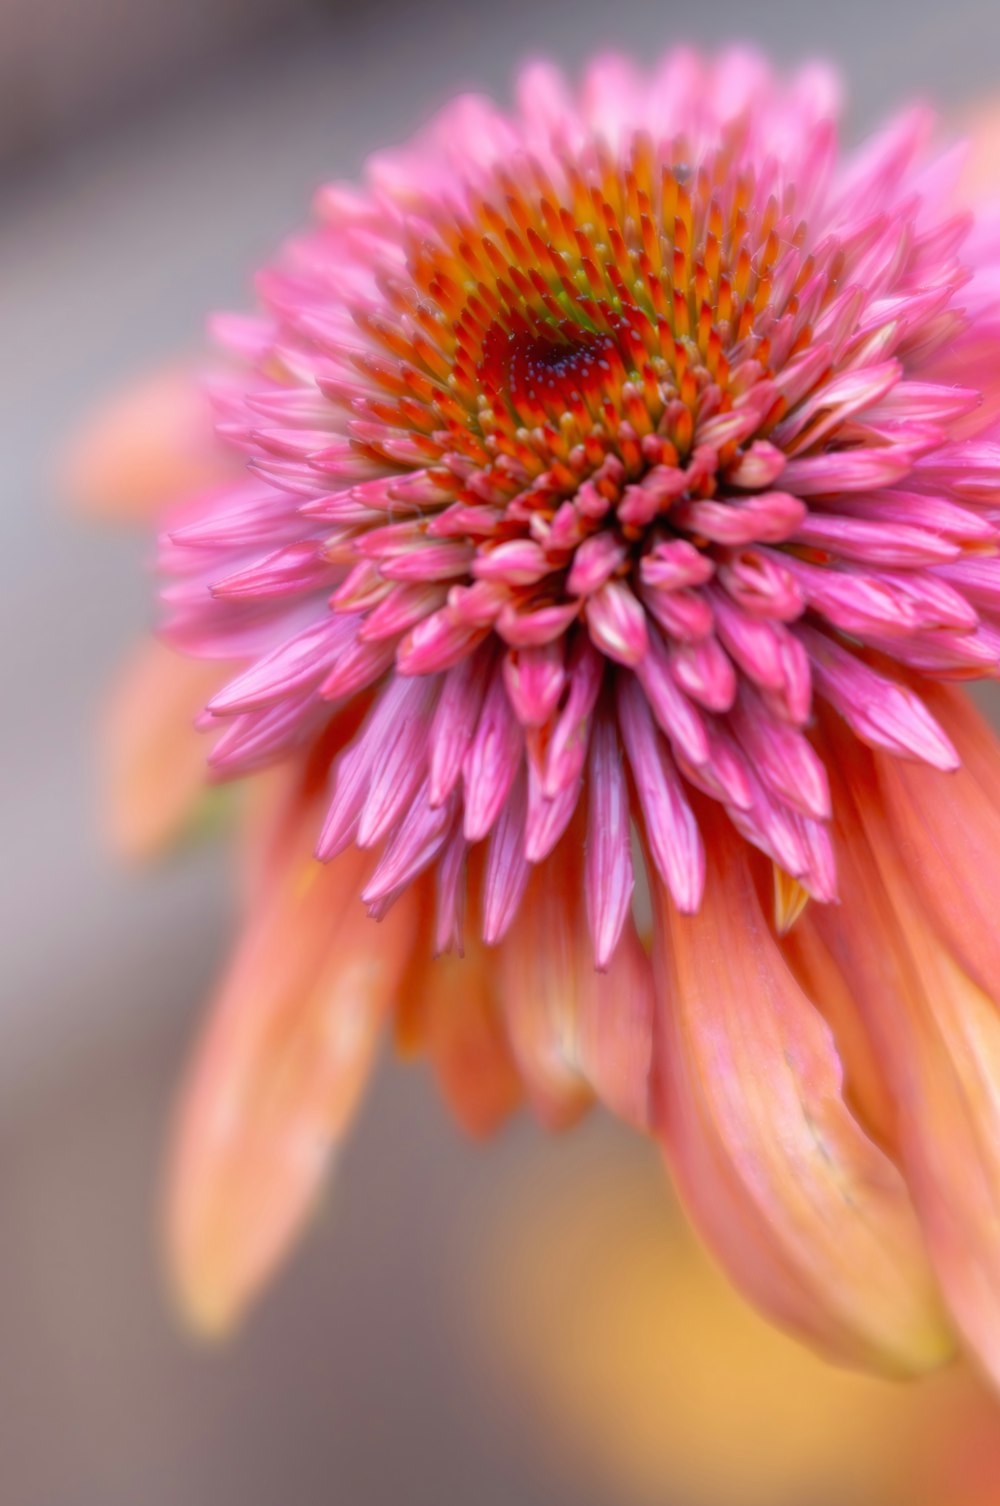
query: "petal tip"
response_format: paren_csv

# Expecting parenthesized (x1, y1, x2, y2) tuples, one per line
(772, 865, 811, 934)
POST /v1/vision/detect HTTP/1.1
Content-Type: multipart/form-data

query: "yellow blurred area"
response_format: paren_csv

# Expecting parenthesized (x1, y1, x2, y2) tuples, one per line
(472, 1137, 1000, 1506)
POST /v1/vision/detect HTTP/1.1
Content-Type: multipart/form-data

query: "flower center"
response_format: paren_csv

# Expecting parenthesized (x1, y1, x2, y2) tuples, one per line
(359, 135, 813, 564)
(479, 318, 623, 426)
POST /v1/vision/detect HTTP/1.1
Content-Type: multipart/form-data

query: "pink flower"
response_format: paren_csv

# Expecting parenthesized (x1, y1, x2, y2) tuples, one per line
(89, 49, 1000, 1377)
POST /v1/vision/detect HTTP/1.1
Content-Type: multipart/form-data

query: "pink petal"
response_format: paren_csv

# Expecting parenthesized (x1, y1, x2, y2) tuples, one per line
(481, 768, 531, 944)
(356, 678, 437, 846)
(428, 647, 491, 807)
(729, 688, 831, 819)
(502, 641, 566, 727)
(617, 676, 704, 913)
(543, 632, 604, 796)
(209, 615, 359, 715)
(585, 716, 634, 969)
(781, 447, 913, 494)
(464, 668, 524, 842)
(673, 491, 806, 545)
(669, 636, 737, 712)
(585, 580, 650, 665)
(634, 631, 711, 765)
(802, 628, 959, 769)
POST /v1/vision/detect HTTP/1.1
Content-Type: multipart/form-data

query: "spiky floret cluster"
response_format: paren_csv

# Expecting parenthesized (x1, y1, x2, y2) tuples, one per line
(161, 53, 1000, 966)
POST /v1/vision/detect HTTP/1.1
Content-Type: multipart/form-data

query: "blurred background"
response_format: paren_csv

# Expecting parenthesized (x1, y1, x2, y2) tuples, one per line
(6, 0, 1000, 1502)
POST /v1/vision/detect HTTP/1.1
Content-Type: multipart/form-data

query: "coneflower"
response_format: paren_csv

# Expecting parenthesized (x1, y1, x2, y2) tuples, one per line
(93, 49, 1000, 1381)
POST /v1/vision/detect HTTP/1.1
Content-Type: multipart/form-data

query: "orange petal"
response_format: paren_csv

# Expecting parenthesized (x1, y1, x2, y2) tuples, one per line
(653, 812, 952, 1374)
(103, 639, 225, 861)
(495, 899, 593, 1131)
(422, 942, 524, 1137)
(165, 786, 419, 1335)
(957, 97, 1000, 205)
(496, 845, 655, 1131)
(60, 363, 234, 522)
(814, 731, 1000, 1385)
(782, 910, 900, 1156)
(235, 702, 369, 909)
(874, 683, 1000, 998)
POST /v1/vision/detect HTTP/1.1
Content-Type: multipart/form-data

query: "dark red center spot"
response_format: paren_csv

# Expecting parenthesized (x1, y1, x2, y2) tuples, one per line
(479, 318, 620, 420)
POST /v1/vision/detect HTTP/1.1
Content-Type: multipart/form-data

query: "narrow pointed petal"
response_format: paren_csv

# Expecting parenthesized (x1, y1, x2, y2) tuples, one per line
(397, 607, 489, 674)
(634, 633, 711, 766)
(433, 821, 467, 955)
(617, 675, 704, 913)
(728, 688, 831, 819)
(669, 636, 737, 711)
(356, 678, 437, 847)
(362, 785, 456, 910)
(481, 768, 531, 945)
(524, 757, 583, 863)
(211, 541, 334, 601)
(711, 592, 812, 722)
(790, 513, 959, 566)
(210, 616, 358, 715)
(319, 634, 397, 701)
(780, 447, 914, 494)
(463, 667, 523, 841)
(428, 648, 491, 807)
(803, 628, 959, 769)
(318, 677, 428, 860)
(585, 715, 634, 969)
(673, 490, 806, 546)
(543, 633, 604, 796)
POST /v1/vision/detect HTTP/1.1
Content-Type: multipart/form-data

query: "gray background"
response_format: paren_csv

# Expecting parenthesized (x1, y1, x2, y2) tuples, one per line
(4, 1, 1000, 1502)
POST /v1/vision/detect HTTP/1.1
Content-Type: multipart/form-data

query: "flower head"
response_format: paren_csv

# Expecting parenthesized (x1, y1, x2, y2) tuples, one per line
(92, 49, 1000, 1378)
(165, 54, 994, 947)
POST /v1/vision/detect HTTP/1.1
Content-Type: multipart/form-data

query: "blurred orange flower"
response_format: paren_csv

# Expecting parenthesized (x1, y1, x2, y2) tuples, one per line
(471, 1135, 1000, 1506)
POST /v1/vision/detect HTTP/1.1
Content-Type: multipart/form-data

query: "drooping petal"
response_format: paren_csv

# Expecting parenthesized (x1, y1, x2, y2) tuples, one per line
(651, 812, 952, 1373)
(463, 665, 523, 841)
(810, 732, 1000, 1385)
(497, 845, 654, 1131)
(421, 943, 524, 1136)
(873, 682, 1000, 992)
(617, 675, 704, 913)
(584, 713, 634, 969)
(165, 779, 419, 1334)
(775, 912, 901, 1162)
(102, 639, 225, 860)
